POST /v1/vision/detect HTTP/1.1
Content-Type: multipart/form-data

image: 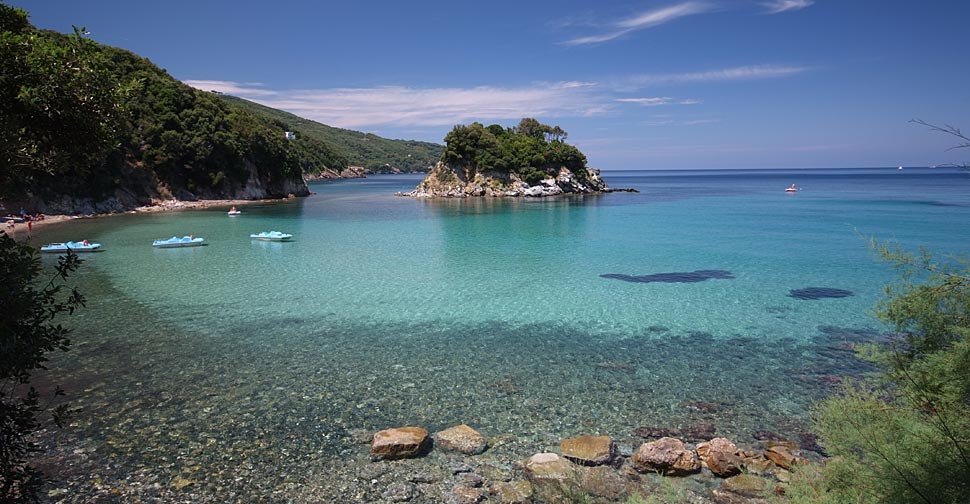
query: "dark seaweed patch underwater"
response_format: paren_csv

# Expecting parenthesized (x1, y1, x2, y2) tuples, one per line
(788, 287, 854, 300)
(600, 270, 735, 283)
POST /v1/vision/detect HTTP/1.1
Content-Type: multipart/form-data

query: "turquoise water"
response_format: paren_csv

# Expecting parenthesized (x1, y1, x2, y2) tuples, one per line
(35, 168, 970, 499)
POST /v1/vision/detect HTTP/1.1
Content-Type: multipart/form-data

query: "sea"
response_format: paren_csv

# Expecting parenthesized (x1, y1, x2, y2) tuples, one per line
(30, 167, 970, 500)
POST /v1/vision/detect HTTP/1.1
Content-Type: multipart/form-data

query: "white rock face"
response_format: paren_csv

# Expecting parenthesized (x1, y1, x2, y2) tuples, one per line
(396, 162, 611, 199)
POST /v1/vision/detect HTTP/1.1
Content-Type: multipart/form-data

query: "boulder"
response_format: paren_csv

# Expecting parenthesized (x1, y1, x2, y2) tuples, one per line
(764, 445, 797, 470)
(523, 453, 575, 482)
(697, 438, 744, 477)
(435, 424, 488, 455)
(561, 435, 614, 466)
(631, 437, 700, 476)
(371, 426, 431, 460)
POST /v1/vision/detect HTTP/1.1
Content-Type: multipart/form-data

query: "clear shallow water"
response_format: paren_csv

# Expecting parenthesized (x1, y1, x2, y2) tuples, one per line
(35, 168, 970, 499)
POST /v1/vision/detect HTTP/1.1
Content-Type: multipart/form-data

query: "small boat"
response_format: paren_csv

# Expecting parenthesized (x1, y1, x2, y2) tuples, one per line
(40, 241, 101, 253)
(785, 184, 798, 193)
(228, 208, 241, 216)
(152, 236, 205, 248)
(250, 231, 293, 242)
(898, 165, 904, 170)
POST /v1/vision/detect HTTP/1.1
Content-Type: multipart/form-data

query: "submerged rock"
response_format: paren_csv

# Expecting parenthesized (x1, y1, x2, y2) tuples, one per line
(446, 485, 486, 504)
(633, 422, 716, 443)
(382, 482, 416, 502)
(371, 427, 431, 460)
(631, 437, 700, 476)
(490, 480, 533, 504)
(435, 424, 488, 455)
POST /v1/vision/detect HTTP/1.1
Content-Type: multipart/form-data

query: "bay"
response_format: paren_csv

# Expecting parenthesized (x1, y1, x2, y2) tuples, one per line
(34, 167, 970, 499)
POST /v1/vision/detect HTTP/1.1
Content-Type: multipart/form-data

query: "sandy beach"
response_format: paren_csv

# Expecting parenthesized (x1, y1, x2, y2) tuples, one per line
(2, 197, 291, 242)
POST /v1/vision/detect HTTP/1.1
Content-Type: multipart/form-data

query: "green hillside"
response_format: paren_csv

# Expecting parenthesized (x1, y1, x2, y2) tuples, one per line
(217, 95, 441, 173)
(0, 3, 439, 214)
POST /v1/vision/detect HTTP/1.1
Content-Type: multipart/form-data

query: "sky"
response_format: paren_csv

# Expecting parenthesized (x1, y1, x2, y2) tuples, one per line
(12, 0, 970, 170)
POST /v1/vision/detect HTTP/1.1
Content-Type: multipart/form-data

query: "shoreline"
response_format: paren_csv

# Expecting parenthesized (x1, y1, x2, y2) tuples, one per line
(3, 197, 293, 242)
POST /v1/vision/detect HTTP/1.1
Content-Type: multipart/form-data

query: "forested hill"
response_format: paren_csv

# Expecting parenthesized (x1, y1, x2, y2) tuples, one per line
(218, 96, 441, 174)
(0, 4, 438, 214)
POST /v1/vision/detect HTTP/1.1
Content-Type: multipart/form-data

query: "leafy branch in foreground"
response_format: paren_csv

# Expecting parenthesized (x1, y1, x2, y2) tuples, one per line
(911, 119, 970, 169)
(0, 232, 84, 503)
(784, 240, 970, 504)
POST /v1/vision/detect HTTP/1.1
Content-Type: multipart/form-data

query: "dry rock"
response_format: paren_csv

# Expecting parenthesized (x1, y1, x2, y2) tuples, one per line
(765, 445, 797, 470)
(561, 435, 614, 466)
(697, 437, 744, 477)
(435, 424, 488, 455)
(523, 453, 575, 482)
(631, 437, 700, 476)
(371, 427, 431, 460)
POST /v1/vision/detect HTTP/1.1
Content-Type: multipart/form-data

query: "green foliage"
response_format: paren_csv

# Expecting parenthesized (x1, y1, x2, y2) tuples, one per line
(792, 241, 970, 504)
(1, 3, 123, 199)
(0, 232, 84, 503)
(217, 95, 441, 173)
(99, 45, 336, 198)
(441, 118, 587, 184)
(624, 478, 689, 504)
(1, 3, 439, 206)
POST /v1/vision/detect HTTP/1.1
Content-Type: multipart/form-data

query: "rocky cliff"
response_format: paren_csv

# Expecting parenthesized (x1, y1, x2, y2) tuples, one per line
(398, 161, 612, 198)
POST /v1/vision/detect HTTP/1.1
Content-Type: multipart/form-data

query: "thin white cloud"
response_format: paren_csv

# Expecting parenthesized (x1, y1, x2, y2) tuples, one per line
(681, 118, 720, 125)
(563, 2, 715, 46)
(183, 80, 609, 128)
(644, 117, 720, 126)
(616, 97, 701, 106)
(183, 80, 277, 97)
(762, 0, 814, 14)
(625, 64, 808, 87)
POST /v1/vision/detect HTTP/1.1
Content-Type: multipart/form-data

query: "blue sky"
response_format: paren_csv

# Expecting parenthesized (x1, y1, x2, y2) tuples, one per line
(13, 0, 970, 169)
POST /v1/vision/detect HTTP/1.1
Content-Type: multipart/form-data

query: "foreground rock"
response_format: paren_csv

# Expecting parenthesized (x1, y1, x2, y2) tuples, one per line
(523, 453, 576, 482)
(764, 445, 799, 470)
(561, 435, 614, 466)
(434, 424, 488, 455)
(697, 437, 744, 477)
(631, 437, 701, 476)
(371, 426, 431, 460)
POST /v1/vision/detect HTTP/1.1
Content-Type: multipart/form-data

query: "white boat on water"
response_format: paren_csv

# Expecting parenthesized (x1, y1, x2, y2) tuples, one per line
(228, 210, 241, 216)
(40, 241, 101, 253)
(250, 231, 293, 242)
(152, 236, 204, 248)
(898, 165, 904, 170)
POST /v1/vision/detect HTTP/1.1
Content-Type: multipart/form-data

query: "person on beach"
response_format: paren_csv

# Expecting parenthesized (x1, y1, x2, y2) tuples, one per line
(26, 219, 32, 239)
